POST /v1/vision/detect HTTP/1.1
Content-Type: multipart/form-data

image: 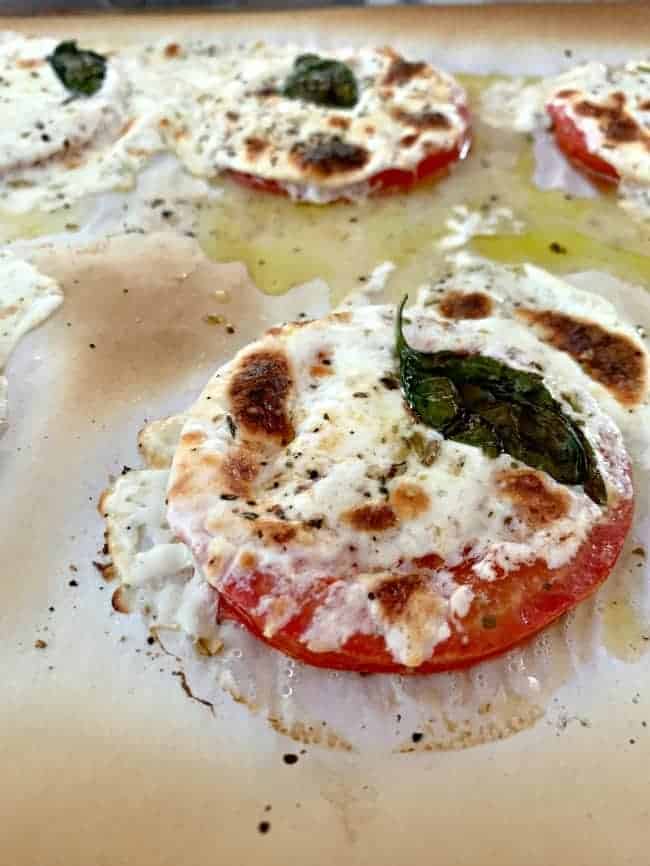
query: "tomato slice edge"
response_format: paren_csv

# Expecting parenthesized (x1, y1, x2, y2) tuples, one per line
(547, 101, 619, 184)
(224, 122, 471, 201)
(217, 490, 633, 674)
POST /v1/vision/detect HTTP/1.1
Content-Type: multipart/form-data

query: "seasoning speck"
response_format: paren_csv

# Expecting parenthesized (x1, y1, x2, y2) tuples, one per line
(283, 753, 299, 765)
(258, 821, 271, 835)
(34, 639, 48, 649)
(411, 732, 423, 743)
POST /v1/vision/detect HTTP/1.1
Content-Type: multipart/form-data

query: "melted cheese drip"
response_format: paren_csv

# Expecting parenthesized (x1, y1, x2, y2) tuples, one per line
(102, 467, 220, 644)
(0, 249, 63, 430)
(167, 270, 633, 667)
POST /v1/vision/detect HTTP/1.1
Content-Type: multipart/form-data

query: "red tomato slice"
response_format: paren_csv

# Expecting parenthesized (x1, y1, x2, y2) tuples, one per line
(547, 102, 619, 184)
(225, 120, 471, 201)
(217, 479, 633, 674)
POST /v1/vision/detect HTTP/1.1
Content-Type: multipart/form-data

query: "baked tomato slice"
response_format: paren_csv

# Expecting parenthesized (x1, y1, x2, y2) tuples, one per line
(217, 483, 633, 674)
(547, 102, 619, 183)
(225, 122, 471, 200)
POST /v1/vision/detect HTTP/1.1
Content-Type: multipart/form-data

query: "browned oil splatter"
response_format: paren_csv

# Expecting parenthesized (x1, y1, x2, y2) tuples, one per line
(397, 701, 544, 752)
(30, 235, 262, 424)
(268, 717, 353, 751)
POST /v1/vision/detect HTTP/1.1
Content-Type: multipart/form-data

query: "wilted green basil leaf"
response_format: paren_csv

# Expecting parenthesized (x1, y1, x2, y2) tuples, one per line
(47, 41, 107, 97)
(283, 54, 358, 108)
(396, 297, 606, 504)
(409, 376, 460, 428)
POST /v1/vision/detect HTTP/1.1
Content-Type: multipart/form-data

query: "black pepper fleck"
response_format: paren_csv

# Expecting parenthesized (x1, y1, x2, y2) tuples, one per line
(258, 821, 271, 835)
(283, 753, 299, 765)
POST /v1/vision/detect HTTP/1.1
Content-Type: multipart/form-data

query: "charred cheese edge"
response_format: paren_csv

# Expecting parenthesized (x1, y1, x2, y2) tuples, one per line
(166, 268, 637, 669)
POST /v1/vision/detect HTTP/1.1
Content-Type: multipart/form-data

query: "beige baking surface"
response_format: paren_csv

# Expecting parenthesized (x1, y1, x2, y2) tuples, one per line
(2, 7, 650, 866)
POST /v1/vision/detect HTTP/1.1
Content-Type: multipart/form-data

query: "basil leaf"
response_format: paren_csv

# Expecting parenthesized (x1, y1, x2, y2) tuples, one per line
(409, 376, 460, 428)
(283, 54, 358, 109)
(445, 413, 500, 458)
(396, 297, 607, 505)
(47, 41, 106, 98)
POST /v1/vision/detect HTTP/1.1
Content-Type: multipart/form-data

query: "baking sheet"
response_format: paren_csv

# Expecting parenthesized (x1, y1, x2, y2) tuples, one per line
(2, 7, 650, 866)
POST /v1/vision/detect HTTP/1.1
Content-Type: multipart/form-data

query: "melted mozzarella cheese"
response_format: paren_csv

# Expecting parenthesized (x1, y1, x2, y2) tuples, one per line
(481, 60, 650, 205)
(0, 36, 468, 209)
(0, 36, 129, 174)
(166, 279, 632, 667)
(0, 249, 63, 431)
(0, 37, 175, 212)
(547, 60, 650, 185)
(165, 44, 468, 198)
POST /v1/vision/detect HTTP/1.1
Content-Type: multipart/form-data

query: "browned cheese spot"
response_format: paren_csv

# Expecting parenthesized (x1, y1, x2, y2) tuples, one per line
(226, 111, 240, 122)
(496, 469, 570, 529)
(439, 290, 493, 320)
(328, 311, 352, 324)
(383, 56, 429, 87)
(265, 319, 312, 338)
(164, 43, 182, 59)
(290, 135, 369, 178)
(219, 446, 260, 497)
(343, 503, 398, 532)
(181, 429, 206, 448)
(400, 133, 420, 148)
(256, 85, 279, 99)
(245, 136, 268, 161)
(238, 550, 258, 570)
(111, 585, 130, 614)
(309, 364, 333, 378)
(555, 88, 579, 98)
(168, 452, 224, 500)
(228, 349, 294, 444)
(309, 348, 334, 379)
(256, 519, 298, 547)
(0, 304, 19, 320)
(640, 99, 650, 112)
(328, 116, 351, 131)
(16, 57, 43, 69)
(392, 108, 451, 131)
(574, 96, 648, 147)
(373, 574, 429, 620)
(390, 482, 430, 521)
(520, 308, 646, 405)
